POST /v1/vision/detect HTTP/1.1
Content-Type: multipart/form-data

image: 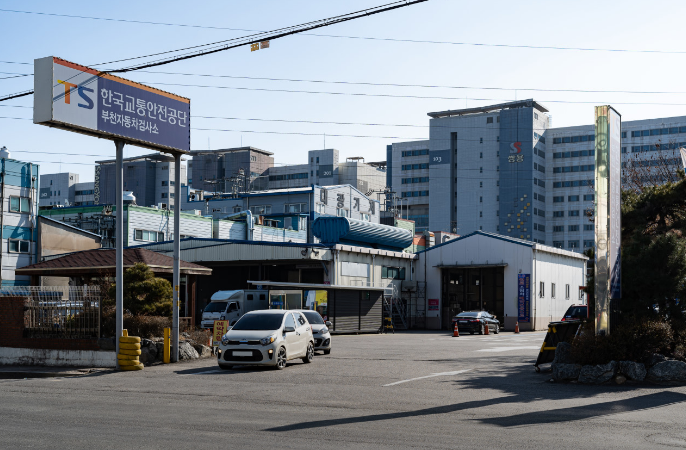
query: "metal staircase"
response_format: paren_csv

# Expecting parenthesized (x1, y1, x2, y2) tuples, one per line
(383, 284, 408, 330)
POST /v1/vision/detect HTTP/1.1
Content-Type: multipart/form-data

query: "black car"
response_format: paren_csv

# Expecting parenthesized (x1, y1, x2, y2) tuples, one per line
(451, 311, 500, 335)
(561, 304, 588, 321)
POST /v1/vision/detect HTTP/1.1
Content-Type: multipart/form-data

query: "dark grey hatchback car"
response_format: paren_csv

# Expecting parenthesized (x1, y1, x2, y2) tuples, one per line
(451, 311, 500, 335)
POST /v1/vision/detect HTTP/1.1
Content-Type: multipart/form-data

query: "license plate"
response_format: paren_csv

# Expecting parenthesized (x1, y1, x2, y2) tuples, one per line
(233, 351, 252, 357)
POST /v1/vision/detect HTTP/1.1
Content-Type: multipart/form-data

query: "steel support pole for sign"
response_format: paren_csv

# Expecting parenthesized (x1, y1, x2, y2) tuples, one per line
(172, 154, 181, 362)
(115, 140, 125, 363)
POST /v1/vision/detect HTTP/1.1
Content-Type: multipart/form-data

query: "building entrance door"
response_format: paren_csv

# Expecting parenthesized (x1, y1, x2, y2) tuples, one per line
(441, 267, 505, 329)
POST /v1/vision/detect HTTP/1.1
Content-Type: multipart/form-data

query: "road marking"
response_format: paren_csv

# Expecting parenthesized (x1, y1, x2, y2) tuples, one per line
(476, 346, 540, 352)
(180, 369, 224, 376)
(383, 369, 471, 387)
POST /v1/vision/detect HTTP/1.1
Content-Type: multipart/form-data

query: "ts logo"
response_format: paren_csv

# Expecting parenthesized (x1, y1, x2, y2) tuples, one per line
(57, 80, 94, 110)
(509, 142, 522, 154)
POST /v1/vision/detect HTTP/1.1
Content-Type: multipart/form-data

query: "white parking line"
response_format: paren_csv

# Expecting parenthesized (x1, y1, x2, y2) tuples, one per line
(179, 369, 224, 376)
(476, 346, 540, 352)
(383, 369, 471, 387)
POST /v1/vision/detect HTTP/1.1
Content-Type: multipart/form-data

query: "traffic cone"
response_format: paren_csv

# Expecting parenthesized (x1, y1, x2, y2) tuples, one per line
(515, 321, 520, 334)
(484, 323, 489, 335)
(453, 322, 459, 337)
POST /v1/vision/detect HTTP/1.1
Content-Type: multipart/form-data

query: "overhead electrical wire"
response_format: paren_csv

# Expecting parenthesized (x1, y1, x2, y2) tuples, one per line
(2, 7, 685, 55)
(0, 0, 427, 102)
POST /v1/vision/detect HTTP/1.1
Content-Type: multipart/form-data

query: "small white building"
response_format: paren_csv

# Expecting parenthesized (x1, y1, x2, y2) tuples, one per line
(416, 231, 587, 331)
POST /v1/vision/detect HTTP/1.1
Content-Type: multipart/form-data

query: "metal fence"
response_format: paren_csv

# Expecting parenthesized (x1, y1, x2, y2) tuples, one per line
(1, 286, 101, 339)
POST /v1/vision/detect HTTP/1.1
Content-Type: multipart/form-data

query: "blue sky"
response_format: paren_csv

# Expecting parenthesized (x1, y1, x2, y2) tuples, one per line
(2, 0, 686, 182)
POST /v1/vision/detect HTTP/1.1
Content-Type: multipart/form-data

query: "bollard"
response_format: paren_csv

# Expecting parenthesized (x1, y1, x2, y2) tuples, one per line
(453, 322, 459, 337)
(483, 322, 489, 335)
(515, 321, 520, 334)
(118, 330, 143, 371)
(164, 327, 171, 364)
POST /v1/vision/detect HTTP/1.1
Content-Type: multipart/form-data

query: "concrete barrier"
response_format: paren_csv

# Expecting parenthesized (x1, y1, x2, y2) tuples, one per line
(0, 347, 117, 368)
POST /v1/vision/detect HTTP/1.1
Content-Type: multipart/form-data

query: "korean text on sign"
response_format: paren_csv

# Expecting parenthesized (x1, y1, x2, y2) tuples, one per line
(213, 320, 229, 346)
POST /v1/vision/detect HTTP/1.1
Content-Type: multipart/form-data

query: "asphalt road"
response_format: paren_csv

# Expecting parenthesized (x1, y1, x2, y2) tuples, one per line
(2, 330, 686, 449)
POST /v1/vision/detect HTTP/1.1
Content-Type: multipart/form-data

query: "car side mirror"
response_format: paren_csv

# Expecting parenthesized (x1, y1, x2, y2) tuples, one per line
(226, 326, 232, 331)
(284, 326, 295, 333)
(325, 321, 332, 328)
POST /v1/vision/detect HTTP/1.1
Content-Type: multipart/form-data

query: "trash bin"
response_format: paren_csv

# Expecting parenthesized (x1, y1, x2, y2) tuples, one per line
(534, 320, 582, 372)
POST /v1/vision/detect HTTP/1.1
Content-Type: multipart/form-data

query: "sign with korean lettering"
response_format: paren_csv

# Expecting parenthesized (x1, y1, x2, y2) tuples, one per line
(517, 274, 530, 323)
(33, 56, 190, 153)
(428, 299, 439, 311)
(213, 320, 229, 347)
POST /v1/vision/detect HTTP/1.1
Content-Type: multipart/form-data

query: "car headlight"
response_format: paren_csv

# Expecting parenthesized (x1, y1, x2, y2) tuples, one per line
(221, 334, 230, 346)
(320, 327, 328, 334)
(260, 335, 276, 346)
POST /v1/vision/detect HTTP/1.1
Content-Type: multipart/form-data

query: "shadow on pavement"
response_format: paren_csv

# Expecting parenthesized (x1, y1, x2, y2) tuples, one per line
(265, 363, 686, 432)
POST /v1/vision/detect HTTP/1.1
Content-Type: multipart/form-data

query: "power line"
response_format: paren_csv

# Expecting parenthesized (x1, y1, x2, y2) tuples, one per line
(2, 8, 685, 55)
(135, 81, 686, 106)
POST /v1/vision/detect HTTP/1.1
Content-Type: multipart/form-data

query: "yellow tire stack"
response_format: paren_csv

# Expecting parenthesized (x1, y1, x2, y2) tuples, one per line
(118, 334, 144, 371)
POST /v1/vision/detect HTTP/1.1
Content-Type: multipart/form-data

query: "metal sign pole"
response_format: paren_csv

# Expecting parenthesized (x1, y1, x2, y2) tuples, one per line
(172, 154, 181, 362)
(115, 140, 125, 365)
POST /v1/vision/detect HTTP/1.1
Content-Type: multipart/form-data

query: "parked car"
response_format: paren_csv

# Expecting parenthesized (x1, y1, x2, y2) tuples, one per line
(561, 304, 588, 321)
(294, 310, 332, 355)
(217, 310, 314, 370)
(451, 311, 500, 335)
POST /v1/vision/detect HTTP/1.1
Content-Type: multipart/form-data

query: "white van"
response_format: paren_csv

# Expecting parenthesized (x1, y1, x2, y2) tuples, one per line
(201, 290, 268, 329)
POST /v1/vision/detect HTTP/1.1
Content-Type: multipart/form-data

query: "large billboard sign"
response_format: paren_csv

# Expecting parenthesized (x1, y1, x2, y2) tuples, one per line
(594, 105, 621, 335)
(33, 57, 190, 153)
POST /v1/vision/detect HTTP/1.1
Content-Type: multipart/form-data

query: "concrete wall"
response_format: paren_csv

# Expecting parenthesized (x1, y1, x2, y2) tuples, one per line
(0, 347, 116, 367)
(127, 207, 213, 246)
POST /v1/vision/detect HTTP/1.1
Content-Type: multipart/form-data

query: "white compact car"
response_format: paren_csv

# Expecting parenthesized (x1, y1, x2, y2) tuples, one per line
(294, 310, 332, 355)
(218, 310, 314, 370)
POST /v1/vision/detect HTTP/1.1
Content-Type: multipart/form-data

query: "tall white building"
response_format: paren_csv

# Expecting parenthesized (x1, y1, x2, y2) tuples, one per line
(388, 100, 686, 252)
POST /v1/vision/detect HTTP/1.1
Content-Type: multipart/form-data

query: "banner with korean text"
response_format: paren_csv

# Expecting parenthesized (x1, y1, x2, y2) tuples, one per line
(517, 274, 530, 323)
(34, 56, 190, 153)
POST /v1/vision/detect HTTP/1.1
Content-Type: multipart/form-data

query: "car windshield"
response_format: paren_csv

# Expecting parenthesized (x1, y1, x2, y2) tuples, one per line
(231, 313, 284, 331)
(204, 302, 227, 313)
(302, 311, 324, 325)
(457, 312, 480, 318)
(566, 306, 587, 317)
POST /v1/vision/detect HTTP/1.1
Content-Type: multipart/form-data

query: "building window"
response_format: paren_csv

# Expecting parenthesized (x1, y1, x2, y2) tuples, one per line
(161, 193, 167, 198)
(134, 229, 165, 242)
(479, 211, 483, 217)
(336, 208, 348, 217)
(534, 112, 539, 120)
(250, 205, 272, 215)
(480, 138, 483, 144)
(316, 203, 325, 214)
(584, 194, 594, 201)
(569, 210, 580, 217)
(382, 267, 406, 280)
(285, 203, 306, 213)
(568, 225, 579, 232)
(553, 226, 563, 232)
(479, 167, 483, 173)
(539, 282, 545, 297)
(480, 181, 483, 188)
(9, 196, 30, 213)
(553, 196, 564, 203)
(568, 240, 580, 249)
(251, 155, 257, 162)
(8, 239, 30, 253)
(584, 239, 594, 248)
(480, 152, 483, 158)
(553, 241, 563, 248)
(161, 181, 168, 186)
(316, 157, 320, 163)
(551, 283, 556, 299)
(553, 211, 564, 218)
(360, 213, 370, 221)
(486, 117, 493, 124)
(584, 224, 594, 231)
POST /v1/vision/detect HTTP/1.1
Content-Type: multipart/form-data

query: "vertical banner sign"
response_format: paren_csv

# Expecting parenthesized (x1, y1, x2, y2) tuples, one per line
(33, 56, 190, 153)
(594, 106, 621, 335)
(213, 320, 229, 347)
(517, 274, 531, 323)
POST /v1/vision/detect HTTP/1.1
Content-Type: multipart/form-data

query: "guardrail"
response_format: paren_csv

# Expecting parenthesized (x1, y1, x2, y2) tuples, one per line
(0, 286, 101, 339)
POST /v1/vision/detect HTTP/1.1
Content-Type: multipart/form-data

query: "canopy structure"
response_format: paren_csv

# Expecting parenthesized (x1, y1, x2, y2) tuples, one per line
(312, 217, 413, 252)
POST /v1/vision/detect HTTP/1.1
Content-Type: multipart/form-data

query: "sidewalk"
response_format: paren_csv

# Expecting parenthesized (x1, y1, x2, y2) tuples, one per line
(0, 365, 109, 379)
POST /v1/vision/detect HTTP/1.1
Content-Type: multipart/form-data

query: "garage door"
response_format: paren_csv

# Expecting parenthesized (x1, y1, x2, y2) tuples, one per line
(360, 291, 382, 332)
(334, 290, 359, 333)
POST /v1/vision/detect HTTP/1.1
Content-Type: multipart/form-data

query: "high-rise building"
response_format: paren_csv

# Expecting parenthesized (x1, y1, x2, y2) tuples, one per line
(188, 147, 274, 193)
(94, 153, 186, 208)
(388, 100, 686, 252)
(38, 172, 78, 207)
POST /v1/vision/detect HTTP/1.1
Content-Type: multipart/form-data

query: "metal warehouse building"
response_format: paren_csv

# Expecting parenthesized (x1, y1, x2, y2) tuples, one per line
(416, 231, 587, 331)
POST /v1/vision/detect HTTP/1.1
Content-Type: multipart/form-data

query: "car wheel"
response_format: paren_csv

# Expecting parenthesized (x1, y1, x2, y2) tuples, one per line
(275, 347, 287, 370)
(323, 349, 331, 355)
(218, 364, 233, 370)
(494, 325, 500, 334)
(302, 342, 314, 363)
